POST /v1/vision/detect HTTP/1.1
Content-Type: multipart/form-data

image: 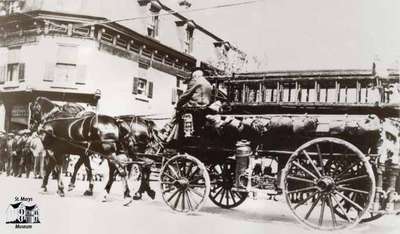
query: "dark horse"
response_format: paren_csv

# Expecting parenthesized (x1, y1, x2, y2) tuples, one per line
(30, 98, 96, 195)
(102, 115, 160, 201)
(30, 97, 132, 198)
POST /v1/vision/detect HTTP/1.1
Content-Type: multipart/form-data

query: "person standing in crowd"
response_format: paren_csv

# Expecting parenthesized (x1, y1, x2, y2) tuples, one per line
(16, 131, 29, 177)
(18, 130, 33, 178)
(0, 132, 7, 174)
(6, 133, 15, 176)
(30, 132, 45, 179)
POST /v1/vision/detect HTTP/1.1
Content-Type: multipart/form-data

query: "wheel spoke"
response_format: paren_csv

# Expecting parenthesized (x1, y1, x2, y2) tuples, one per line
(334, 191, 364, 211)
(336, 186, 369, 195)
(326, 194, 337, 227)
(174, 160, 182, 177)
(211, 186, 224, 199)
(162, 186, 176, 194)
(188, 167, 200, 181)
(229, 190, 237, 204)
(336, 175, 369, 185)
(287, 186, 318, 194)
(316, 143, 325, 176)
(335, 161, 360, 180)
(294, 190, 319, 209)
(287, 175, 315, 184)
(182, 190, 186, 211)
(185, 161, 195, 177)
(219, 189, 226, 204)
(319, 195, 326, 226)
(173, 191, 182, 210)
(167, 164, 180, 179)
(292, 161, 318, 180)
(161, 181, 175, 185)
(185, 191, 194, 211)
(302, 150, 322, 178)
(233, 191, 244, 199)
(162, 172, 177, 181)
(225, 188, 231, 206)
(331, 194, 352, 222)
(305, 193, 321, 220)
(189, 187, 204, 198)
(167, 188, 180, 202)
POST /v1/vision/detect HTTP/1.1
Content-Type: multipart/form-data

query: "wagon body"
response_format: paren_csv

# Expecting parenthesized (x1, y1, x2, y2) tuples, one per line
(158, 68, 400, 230)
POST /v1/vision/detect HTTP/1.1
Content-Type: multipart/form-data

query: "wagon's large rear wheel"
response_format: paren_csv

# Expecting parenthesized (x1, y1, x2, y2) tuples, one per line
(283, 137, 375, 230)
(208, 159, 248, 208)
(160, 154, 210, 213)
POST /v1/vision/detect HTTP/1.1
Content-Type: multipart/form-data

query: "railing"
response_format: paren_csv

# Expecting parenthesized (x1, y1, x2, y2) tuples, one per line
(208, 70, 400, 107)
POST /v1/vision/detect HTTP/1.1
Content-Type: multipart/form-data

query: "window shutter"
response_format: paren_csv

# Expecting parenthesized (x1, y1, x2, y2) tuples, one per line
(147, 81, 153, 98)
(75, 65, 87, 84)
(172, 88, 177, 104)
(0, 65, 5, 84)
(132, 77, 139, 94)
(43, 63, 55, 82)
(18, 63, 25, 82)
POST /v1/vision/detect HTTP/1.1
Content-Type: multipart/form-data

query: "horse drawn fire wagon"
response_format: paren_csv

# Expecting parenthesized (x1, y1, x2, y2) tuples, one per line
(152, 68, 400, 231)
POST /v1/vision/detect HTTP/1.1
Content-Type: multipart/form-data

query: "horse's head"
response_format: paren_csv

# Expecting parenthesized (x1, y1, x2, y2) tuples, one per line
(30, 97, 60, 129)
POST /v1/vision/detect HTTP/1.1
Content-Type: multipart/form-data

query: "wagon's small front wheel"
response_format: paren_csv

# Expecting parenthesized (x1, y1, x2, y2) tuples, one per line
(208, 159, 248, 209)
(283, 137, 375, 231)
(160, 154, 210, 213)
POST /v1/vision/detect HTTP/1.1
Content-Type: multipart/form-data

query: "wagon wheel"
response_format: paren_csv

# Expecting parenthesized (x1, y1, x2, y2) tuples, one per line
(160, 154, 210, 213)
(283, 137, 375, 231)
(323, 159, 383, 223)
(208, 159, 248, 209)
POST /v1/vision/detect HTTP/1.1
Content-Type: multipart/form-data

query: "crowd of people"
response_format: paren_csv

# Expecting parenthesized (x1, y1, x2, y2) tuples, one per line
(0, 130, 45, 179)
(0, 130, 104, 182)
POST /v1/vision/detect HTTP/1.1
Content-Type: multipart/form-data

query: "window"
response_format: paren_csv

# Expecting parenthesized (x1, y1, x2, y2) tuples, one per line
(7, 63, 19, 82)
(55, 44, 78, 85)
(133, 77, 153, 100)
(6, 46, 24, 83)
(147, 15, 159, 38)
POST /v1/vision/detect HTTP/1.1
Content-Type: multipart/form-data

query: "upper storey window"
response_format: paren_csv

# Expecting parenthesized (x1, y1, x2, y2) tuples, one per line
(54, 44, 78, 85)
(6, 46, 24, 83)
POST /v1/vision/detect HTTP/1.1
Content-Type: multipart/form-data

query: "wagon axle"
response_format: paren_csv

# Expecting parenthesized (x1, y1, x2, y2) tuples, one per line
(316, 177, 336, 193)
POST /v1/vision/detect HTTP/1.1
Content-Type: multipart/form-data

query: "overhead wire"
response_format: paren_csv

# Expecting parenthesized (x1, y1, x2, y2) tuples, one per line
(18, 0, 265, 30)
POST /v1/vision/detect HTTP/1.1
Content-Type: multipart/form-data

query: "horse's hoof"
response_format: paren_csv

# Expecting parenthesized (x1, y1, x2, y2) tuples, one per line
(147, 189, 156, 200)
(102, 192, 110, 202)
(83, 190, 93, 196)
(41, 187, 47, 193)
(57, 190, 65, 197)
(132, 192, 142, 200)
(68, 184, 75, 191)
(123, 197, 133, 206)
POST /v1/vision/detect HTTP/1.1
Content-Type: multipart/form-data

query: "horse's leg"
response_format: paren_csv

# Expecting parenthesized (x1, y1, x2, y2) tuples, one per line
(133, 164, 155, 200)
(120, 172, 132, 206)
(83, 156, 94, 196)
(55, 153, 65, 197)
(41, 152, 54, 192)
(68, 156, 84, 191)
(102, 160, 116, 202)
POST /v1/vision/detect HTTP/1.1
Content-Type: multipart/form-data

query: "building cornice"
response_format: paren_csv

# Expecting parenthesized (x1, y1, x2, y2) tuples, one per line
(0, 10, 195, 77)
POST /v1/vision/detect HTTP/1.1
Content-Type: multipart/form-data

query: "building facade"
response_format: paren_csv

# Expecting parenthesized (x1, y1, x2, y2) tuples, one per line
(0, 0, 246, 131)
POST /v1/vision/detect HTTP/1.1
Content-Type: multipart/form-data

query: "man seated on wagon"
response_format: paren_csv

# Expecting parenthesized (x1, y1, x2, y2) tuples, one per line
(157, 69, 213, 144)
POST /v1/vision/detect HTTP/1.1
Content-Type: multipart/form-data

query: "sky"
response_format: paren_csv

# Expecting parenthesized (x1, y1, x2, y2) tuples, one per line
(166, 0, 400, 71)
